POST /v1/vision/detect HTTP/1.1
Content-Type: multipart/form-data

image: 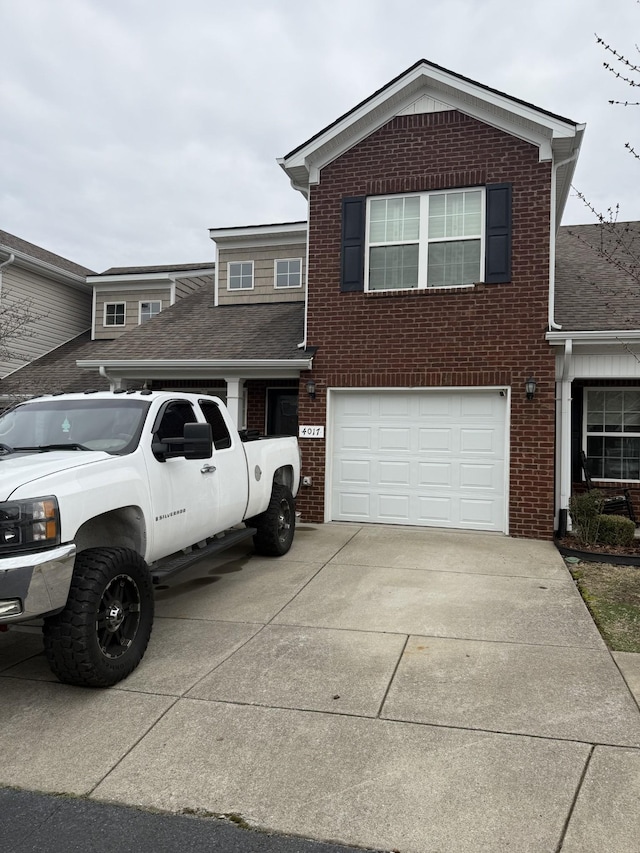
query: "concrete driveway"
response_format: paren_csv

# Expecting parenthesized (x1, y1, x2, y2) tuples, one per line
(1, 523, 640, 853)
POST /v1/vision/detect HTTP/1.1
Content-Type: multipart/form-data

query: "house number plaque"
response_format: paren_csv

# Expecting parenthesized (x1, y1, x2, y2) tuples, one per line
(299, 425, 325, 438)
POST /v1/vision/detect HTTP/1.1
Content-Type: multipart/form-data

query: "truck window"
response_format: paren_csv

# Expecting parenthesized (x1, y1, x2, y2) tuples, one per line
(155, 401, 197, 441)
(199, 401, 232, 450)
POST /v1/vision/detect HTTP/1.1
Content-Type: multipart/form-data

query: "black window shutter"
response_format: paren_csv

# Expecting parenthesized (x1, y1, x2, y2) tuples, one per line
(485, 183, 512, 284)
(341, 196, 366, 292)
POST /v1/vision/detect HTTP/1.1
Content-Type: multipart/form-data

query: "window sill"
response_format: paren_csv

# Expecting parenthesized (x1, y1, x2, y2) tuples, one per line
(363, 283, 479, 298)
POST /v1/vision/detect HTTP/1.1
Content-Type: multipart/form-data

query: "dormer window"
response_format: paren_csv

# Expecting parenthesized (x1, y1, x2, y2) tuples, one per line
(139, 300, 162, 324)
(275, 258, 302, 289)
(104, 302, 125, 326)
(228, 261, 254, 290)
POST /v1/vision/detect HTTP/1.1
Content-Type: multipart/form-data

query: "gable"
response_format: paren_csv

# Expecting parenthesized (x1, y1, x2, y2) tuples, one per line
(279, 59, 584, 226)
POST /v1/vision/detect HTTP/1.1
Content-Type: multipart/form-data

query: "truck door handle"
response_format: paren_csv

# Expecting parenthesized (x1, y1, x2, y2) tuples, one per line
(200, 464, 216, 474)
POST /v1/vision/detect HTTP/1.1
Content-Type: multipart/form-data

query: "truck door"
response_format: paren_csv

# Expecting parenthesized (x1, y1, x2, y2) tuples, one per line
(144, 399, 218, 559)
(199, 399, 249, 529)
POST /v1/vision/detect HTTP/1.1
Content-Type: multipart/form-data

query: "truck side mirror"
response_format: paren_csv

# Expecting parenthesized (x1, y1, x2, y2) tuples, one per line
(183, 422, 213, 460)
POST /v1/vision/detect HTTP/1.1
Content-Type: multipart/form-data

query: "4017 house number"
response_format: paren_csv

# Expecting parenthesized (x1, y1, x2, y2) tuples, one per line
(299, 425, 324, 439)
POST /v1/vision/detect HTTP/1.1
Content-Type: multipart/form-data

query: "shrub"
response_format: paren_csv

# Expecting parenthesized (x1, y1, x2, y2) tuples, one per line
(594, 514, 636, 547)
(569, 490, 604, 546)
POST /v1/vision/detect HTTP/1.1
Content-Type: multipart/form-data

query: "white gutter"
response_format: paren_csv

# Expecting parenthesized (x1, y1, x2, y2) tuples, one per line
(546, 329, 640, 344)
(98, 365, 122, 391)
(0, 247, 89, 289)
(548, 151, 579, 331)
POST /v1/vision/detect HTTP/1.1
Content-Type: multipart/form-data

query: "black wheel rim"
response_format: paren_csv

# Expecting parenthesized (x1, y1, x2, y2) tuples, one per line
(96, 573, 141, 659)
(277, 498, 292, 545)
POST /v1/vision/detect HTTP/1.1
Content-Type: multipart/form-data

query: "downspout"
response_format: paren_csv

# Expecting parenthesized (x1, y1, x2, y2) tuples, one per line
(548, 152, 579, 331)
(290, 176, 309, 352)
(0, 253, 16, 300)
(99, 365, 122, 392)
(557, 337, 573, 536)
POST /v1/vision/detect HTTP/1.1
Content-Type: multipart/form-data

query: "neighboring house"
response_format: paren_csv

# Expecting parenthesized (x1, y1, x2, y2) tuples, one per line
(551, 221, 640, 534)
(6, 60, 640, 540)
(0, 230, 94, 379)
(88, 262, 214, 340)
(75, 222, 311, 433)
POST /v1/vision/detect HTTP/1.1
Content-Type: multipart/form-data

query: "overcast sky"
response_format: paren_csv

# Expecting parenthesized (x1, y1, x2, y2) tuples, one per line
(1, 0, 639, 272)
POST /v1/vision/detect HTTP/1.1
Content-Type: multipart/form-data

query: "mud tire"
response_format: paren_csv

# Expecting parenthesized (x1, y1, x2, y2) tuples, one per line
(43, 547, 154, 687)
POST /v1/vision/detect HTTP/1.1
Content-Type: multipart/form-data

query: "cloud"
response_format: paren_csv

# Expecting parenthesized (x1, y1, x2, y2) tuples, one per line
(1, 0, 639, 269)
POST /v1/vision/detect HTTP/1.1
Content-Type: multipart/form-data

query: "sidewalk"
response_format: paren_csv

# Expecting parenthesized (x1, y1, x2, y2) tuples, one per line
(1, 523, 639, 852)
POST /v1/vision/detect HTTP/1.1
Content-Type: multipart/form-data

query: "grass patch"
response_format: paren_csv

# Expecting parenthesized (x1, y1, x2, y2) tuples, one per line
(569, 561, 640, 652)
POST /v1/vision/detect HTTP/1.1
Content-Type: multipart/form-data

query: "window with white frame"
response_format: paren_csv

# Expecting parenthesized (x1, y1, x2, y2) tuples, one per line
(228, 261, 254, 290)
(104, 302, 126, 326)
(139, 300, 162, 324)
(585, 388, 640, 480)
(274, 258, 302, 289)
(366, 189, 484, 291)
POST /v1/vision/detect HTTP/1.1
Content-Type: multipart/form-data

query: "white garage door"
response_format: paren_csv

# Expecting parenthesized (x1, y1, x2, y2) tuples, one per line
(330, 390, 508, 531)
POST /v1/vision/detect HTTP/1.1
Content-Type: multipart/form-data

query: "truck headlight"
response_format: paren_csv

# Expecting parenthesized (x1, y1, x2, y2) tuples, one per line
(0, 497, 60, 553)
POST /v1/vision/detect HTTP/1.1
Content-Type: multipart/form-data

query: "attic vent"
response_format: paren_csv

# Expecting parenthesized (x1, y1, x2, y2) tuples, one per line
(398, 95, 455, 116)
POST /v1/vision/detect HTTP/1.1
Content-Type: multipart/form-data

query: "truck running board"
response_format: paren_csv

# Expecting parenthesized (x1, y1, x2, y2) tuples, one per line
(151, 526, 257, 587)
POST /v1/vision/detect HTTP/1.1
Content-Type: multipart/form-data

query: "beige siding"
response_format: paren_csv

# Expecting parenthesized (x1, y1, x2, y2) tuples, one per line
(0, 265, 91, 377)
(94, 287, 171, 340)
(218, 243, 306, 305)
(175, 273, 212, 301)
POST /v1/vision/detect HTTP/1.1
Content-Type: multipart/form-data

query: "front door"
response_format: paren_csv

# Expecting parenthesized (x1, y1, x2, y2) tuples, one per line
(267, 388, 298, 436)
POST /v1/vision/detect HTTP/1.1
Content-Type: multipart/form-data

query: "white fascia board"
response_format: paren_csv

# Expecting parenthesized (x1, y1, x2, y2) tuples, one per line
(76, 357, 314, 378)
(283, 63, 580, 178)
(1, 248, 91, 291)
(209, 223, 307, 248)
(91, 281, 175, 293)
(88, 270, 214, 286)
(546, 330, 640, 345)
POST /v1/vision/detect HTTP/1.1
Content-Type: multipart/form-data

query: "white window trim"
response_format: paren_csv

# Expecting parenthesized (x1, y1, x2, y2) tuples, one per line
(364, 188, 485, 293)
(583, 387, 640, 482)
(139, 300, 162, 324)
(227, 260, 254, 291)
(274, 258, 303, 289)
(104, 301, 126, 327)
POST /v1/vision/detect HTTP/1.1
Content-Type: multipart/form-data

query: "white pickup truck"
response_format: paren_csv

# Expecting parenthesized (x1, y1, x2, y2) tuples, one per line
(0, 390, 300, 687)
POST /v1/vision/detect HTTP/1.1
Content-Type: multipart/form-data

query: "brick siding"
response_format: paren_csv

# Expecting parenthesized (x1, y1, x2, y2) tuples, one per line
(296, 110, 556, 538)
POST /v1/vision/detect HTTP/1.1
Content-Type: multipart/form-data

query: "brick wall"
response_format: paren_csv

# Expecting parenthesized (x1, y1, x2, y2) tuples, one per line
(296, 110, 556, 538)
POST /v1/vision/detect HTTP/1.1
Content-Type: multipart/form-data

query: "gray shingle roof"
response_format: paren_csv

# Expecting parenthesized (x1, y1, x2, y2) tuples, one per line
(0, 331, 109, 397)
(98, 262, 215, 276)
(87, 283, 305, 361)
(555, 222, 640, 331)
(0, 230, 95, 277)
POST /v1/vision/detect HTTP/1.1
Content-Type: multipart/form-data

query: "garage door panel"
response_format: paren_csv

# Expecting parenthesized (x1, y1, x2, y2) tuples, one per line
(459, 462, 499, 490)
(378, 494, 411, 520)
(419, 428, 452, 452)
(331, 390, 507, 531)
(338, 427, 371, 450)
(339, 492, 371, 518)
(418, 462, 452, 487)
(379, 460, 411, 485)
(460, 428, 497, 454)
(417, 496, 453, 523)
(379, 428, 411, 451)
(340, 459, 371, 483)
(459, 498, 501, 527)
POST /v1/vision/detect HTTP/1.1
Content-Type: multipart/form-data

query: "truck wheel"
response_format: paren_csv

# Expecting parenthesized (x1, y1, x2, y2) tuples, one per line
(252, 484, 296, 556)
(43, 548, 154, 688)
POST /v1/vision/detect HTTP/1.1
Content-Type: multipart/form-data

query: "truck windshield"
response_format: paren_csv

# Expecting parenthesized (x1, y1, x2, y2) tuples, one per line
(0, 398, 151, 455)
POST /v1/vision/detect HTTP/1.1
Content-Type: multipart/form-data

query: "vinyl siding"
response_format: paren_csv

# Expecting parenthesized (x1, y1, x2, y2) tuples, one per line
(174, 273, 212, 300)
(218, 243, 306, 305)
(94, 287, 171, 339)
(0, 265, 91, 378)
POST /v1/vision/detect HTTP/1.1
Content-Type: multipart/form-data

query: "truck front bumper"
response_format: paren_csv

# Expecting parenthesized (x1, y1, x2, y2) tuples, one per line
(0, 544, 77, 623)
